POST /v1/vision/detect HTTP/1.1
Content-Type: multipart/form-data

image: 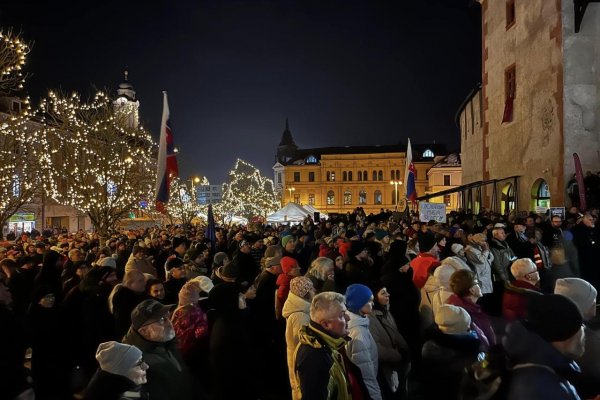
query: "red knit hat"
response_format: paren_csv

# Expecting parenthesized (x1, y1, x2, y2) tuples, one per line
(280, 256, 298, 274)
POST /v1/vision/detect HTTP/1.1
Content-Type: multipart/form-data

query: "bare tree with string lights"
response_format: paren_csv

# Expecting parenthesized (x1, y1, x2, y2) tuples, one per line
(39, 90, 156, 243)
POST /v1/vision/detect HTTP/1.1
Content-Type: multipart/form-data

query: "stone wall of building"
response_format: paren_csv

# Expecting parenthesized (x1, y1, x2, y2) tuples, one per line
(480, 0, 564, 210)
(459, 89, 484, 185)
(562, 2, 600, 193)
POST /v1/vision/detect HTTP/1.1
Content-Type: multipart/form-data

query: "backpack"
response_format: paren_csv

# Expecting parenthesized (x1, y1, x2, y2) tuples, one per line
(459, 345, 510, 400)
(459, 345, 557, 400)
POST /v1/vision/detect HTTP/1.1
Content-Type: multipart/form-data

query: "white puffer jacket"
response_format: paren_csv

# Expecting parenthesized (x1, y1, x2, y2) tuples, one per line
(282, 292, 311, 400)
(346, 311, 382, 400)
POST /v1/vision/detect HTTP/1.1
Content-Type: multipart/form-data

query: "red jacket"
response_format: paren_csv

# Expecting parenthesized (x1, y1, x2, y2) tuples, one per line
(502, 280, 542, 322)
(409, 253, 440, 289)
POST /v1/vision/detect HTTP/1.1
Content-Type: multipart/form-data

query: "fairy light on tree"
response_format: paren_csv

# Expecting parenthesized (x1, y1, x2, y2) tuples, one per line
(38, 89, 156, 242)
(217, 158, 278, 220)
(165, 176, 201, 227)
(0, 31, 51, 238)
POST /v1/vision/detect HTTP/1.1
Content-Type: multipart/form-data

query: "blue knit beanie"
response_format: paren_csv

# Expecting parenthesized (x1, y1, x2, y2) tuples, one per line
(345, 284, 373, 313)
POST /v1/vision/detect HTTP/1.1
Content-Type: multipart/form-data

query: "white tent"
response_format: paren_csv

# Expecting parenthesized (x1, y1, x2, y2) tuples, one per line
(302, 204, 329, 220)
(267, 202, 312, 223)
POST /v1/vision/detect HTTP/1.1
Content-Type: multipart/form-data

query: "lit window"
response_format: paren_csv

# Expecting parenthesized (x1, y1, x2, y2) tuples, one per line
(327, 190, 335, 205)
(344, 191, 352, 205)
(423, 149, 435, 158)
(308, 194, 315, 205)
(374, 190, 382, 205)
(331, 172, 336, 182)
(306, 155, 318, 164)
(359, 190, 367, 205)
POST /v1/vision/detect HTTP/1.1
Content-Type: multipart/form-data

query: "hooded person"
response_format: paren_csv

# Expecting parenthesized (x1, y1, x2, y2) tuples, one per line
(282, 276, 316, 400)
(345, 284, 382, 400)
(554, 278, 600, 398)
(208, 282, 258, 399)
(421, 304, 481, 399)
(503, 294, 585, 400)
(122, 299, 194, 400)
(83, 341, 149, 400)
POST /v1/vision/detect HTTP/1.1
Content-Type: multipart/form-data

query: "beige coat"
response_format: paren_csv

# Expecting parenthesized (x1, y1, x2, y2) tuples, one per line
(282, 292, 311, 400)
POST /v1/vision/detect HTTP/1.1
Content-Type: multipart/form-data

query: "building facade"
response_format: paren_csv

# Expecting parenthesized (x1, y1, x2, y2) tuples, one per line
(273, 121, 444, 214)
(458, 0, 600, 213)
(197, 184, 223, 205)
(426, 153, 462, 210)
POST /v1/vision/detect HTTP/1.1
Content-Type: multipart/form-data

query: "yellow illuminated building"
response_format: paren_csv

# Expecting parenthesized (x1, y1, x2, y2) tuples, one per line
(273, 120, 444, 215)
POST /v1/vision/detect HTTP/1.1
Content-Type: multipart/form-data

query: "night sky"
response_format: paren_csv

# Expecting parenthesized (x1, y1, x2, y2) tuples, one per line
(1, 0, 481, 184)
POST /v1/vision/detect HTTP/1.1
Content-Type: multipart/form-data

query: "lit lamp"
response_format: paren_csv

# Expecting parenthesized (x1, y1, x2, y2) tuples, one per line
(189, 176, 201, 202)
(287, 186, 296, 203)
(390, 180, 402, 210)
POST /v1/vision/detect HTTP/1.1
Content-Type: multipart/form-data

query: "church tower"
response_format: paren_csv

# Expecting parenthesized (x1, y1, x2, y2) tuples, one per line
(113, 69, 140, 129)
(276, 118, 298, 164)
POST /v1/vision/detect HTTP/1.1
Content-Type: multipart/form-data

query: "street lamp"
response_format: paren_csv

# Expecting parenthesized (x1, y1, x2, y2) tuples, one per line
(390, 180, 402, 210)
(188, 176, 201, 204)
(287, 186, 296, 203)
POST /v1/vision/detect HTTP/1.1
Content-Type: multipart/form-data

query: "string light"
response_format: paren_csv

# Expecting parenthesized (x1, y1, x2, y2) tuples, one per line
(214, 158, 278, 220)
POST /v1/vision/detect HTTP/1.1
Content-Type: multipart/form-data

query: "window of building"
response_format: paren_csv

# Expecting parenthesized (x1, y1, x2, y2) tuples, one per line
(327, 190, 335, 205)
(391, 170, 395, 180)
(396, 170, 400, 180)
(344, 190, 352, 205)
(444, 175, 451, 186)
(358, 171, 362, 181)
(305, 155, 318, 164)
(348, 171, 352, 181)
(277, 172, 282, 183)
(308, 194, 315, 205)
(378, 170, 383, 181)
(363, 170, 368, 181)
(326, 171, 331, 182)
(343, 171, 347, 181)
(503, 64, 516, 123)
(372, 171, 377, 181)
(443, 194, 451, 206)
(531, 179, 551, 210)
(294, 194, 300, 204)
(308, 172, 315, 182)
(502, 182, 515, 214)
(294, 172, 300, 182)
(374, 190, 382, 205)
(359, 189, 367, 205)
(331, 171, 336, 182)
(506, 0, 515, 29)
(423, 149, 435, 158)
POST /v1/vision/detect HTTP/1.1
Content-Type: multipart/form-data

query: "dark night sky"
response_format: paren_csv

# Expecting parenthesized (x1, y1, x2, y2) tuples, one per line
(1, 0, 481, 184)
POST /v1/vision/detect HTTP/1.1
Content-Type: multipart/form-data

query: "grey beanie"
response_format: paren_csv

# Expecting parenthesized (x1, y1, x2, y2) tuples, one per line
(95, 341, 142, 377)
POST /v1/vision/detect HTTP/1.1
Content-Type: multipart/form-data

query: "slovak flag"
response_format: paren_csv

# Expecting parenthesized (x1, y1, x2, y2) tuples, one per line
(154, 91, 179, 212)
(405, 138, 417, 204)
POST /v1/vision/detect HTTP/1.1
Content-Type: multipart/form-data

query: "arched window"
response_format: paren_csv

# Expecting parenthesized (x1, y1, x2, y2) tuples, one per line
(305, 155, 318, 164)
(372, 171, 377, 181)
(374, 190, 382, 205)
(358, 171, 362, 181)
(363, 170, 368, 181)
(331, 171, 336, 182)
(531, 179, 551, 210)
(391, 170, 395, 180)
(501, 183, 515, 215)
(343, 171, 347, 181)
(327, 190, 335, 205)
(396, 170, 400, 180)
(344, 190, 352, 205)
(378, 170, 383, 181)
(359, 189, 367, 205)
(348, 171, 353, 181)
(423, 149, 435, 158)
(326, 171, 331, 182)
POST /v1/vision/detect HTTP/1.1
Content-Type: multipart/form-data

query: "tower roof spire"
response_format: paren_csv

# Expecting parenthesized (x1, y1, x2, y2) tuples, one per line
(279, 118, 296, 147)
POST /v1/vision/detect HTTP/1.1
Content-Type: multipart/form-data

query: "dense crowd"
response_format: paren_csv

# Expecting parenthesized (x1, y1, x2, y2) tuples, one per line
(1, 206, 599, 400)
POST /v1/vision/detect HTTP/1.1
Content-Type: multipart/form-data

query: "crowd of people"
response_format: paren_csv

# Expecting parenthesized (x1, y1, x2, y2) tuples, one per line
(1, 205, 599, 400)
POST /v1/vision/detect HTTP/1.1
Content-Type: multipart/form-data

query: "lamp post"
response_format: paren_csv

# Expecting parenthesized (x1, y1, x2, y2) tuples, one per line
(287, 186, 296, 203)
(390, 180, 402, 210)
(188, 176, 201, 204)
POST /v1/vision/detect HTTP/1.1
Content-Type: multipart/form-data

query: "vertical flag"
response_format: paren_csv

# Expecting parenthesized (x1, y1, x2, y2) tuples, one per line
(573, 153, 587, 211)
(205, 203, 217, 253)
(155, 91, 179, 212)
(405, 138, 418, 205)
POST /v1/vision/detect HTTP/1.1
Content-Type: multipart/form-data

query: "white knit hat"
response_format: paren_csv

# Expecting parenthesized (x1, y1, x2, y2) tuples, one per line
(435, 305, 471, 334)
(96, 341, 142, 377)
(450, 243, 464, 255)
(192, 275, 214, 294)
(554, 278, 597, 317)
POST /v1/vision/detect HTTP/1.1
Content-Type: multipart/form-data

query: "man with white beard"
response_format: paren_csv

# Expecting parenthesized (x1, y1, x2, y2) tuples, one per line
(123, 299, 194, 400)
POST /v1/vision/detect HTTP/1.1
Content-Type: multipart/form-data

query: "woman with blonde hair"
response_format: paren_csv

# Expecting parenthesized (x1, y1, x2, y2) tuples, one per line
(306, 257, 336, 293)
